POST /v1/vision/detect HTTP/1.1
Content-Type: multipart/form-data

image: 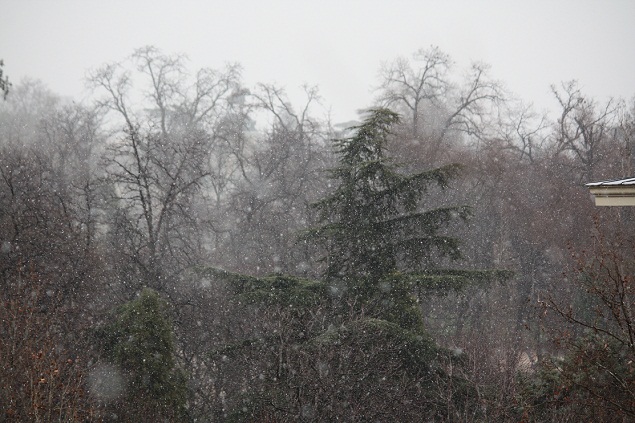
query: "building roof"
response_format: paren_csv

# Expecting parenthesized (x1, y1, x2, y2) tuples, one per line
(586, 177, 635, 206)
(586, 177, 635, 187)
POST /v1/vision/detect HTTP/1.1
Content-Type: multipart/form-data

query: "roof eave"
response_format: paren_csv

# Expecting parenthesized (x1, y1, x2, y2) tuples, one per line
(588, 185, 635, 206)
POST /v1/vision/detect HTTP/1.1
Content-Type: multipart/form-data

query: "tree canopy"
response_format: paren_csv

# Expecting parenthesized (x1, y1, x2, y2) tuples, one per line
(203, 108, 511, 420)
(306, 108, 508, 330)
(95, 289, 188, 421)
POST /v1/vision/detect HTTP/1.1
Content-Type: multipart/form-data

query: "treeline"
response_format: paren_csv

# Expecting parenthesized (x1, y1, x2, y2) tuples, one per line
(1, 46, 634, 421)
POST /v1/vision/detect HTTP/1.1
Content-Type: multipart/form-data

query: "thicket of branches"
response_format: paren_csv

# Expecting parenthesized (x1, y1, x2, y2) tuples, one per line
(1, 46, 634, 421)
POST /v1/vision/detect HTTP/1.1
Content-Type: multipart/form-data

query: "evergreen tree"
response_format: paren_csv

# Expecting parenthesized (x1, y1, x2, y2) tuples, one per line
(206, 108, 511, 421)
(307, 108, 501, 331)
(96, 289, 188, 421)
(313, 108, 465, 279)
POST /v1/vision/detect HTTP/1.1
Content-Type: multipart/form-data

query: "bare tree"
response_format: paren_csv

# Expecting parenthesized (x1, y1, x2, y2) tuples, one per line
(440, 62, 503, 146)
(0, 140, 106, 420)
(493, 99, 549, 163)
(223, 83, 331, 275)
(102, 128, 213, 291)
(552, 80, 618, 182)
(376, 46, 451, 138)
(87, 46, 245, 293)
(615, 97, 635, 176)
(376, 47, 503, 166)
(534, 221, 635, 421)
(0, 280, 96, 421)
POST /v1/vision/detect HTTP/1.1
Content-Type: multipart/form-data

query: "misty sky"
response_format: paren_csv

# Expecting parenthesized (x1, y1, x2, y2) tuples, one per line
(2, 0, 634, 123)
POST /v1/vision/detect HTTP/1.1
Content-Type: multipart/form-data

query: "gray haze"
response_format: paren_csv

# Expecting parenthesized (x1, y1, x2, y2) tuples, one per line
(2, 0, 635, 121)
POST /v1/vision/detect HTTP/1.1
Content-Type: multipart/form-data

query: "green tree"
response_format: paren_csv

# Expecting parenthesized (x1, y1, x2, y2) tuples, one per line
(96, 289, 188, 421)
(207, 108, 510, 421)
(308, 108, 502, 331)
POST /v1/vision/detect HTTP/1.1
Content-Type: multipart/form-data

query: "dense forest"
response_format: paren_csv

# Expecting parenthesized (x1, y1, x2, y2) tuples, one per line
(1, 46, 634, 422)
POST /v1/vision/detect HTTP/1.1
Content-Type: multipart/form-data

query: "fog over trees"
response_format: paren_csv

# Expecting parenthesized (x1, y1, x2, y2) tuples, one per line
(1, 46, 634, 422)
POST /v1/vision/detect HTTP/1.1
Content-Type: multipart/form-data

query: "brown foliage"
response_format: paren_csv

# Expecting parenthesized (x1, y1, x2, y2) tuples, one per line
(0, 280, 96, 421)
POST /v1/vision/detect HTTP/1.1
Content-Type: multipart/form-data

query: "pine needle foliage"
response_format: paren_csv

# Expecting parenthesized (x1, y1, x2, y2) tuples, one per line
(96, 289, 188, 421)
(204, 108, 511, 420)
(310, 108, 469, 281)
(305, 108, 493, 331)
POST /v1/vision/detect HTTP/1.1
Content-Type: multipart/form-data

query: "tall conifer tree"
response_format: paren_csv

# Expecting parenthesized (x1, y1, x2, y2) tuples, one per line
(206, 108, 511, 420)
(308, 108, 491, 331)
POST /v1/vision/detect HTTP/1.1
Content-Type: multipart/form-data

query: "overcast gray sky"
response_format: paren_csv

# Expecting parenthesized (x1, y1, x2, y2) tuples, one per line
(2, 0, 634, 122)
